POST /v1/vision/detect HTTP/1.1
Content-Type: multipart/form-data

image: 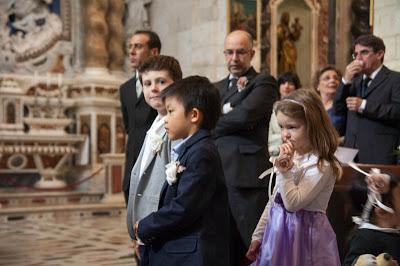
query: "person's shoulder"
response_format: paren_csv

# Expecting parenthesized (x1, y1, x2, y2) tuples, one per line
(353, 228, 385, 240)
(214, 76, 229, 88)
(386, 67, 400, 79)
(253, 72, 277, 85)
(120, 76, 136, 91)
(186, 135, 217, 157)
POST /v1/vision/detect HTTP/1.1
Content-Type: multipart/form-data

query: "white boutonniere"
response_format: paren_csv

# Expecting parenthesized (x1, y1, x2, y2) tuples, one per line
(165, 161, 186, 185)
(237, 76, 248, 91)
(149, 133, 163, 154)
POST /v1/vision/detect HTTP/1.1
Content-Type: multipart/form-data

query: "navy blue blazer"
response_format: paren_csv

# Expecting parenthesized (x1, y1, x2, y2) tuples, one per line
(138, 129, 230, 266)
(333, 65, 400, 164)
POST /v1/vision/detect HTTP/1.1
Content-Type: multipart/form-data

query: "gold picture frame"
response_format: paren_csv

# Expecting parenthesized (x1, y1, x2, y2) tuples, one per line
(227, 0, 261, 44)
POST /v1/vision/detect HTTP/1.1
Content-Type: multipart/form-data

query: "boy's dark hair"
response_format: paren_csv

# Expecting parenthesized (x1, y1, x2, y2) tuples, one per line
(134, 30, 162, 53)
(160, 76, 221, 130)
(277, 72, 301, 92)
(354, 34, 385, 53)
(138, 55, 182, 83)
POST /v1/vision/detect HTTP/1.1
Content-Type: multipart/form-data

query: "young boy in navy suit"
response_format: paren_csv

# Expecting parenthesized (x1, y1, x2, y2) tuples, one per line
(134, 76, 230, 266)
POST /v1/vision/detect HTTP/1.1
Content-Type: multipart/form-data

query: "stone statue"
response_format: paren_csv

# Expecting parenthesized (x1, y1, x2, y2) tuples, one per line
(277, 12, 303, 75)
(98, 123, 111, 154)
(125, 0, 152, 35)
(116, 124, 125, 153)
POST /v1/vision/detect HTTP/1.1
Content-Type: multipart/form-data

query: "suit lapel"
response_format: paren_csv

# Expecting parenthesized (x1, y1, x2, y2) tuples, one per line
(158, 130, 210, 208)
(222, 85, 238, 103)
(221, 67, 257, 103)
(141, 130, 167, 176)
(364, 66, 389, 97)
(131, 74, 143, 107)
(219, 77, 231, 103)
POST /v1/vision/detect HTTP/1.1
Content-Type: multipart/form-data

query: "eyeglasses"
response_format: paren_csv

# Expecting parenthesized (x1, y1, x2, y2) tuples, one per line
(352, 49, 373, 59)
(223, 49, 250, 57)
(128, 43, 146, 51)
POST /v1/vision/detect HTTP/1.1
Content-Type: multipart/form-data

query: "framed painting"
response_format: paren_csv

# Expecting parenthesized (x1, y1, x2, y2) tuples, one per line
(227, 0, 260, 43)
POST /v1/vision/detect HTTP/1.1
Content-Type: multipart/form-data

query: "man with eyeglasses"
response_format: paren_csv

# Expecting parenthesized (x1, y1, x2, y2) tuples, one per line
(334, 34, 400, 164)
(214, 30, 278, 265)
(120, 30, 161, 206)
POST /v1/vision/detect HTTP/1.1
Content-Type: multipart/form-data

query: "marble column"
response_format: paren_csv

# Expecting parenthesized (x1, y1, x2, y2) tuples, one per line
(83, 0, 109, 70)
(107, 1, 125, 74)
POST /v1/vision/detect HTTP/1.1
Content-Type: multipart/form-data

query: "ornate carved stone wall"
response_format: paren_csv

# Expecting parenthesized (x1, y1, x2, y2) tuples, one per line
(374, 1, 400, 71)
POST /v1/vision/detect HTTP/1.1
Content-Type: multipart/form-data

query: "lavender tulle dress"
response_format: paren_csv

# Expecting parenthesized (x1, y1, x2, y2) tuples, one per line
(251, 193, 340, 266)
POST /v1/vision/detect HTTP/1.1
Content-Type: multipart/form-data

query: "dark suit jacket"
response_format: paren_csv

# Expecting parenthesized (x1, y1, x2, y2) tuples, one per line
(138, 129, 230, 266)
(120, 76, 157, 193)
(214, 67, 277, 246)
(214, 67, 278, 187)
(333, 65, 400, 164)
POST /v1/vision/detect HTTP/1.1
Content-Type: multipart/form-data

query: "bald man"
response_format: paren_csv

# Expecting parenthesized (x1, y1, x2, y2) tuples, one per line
(214, 30, 278, 265)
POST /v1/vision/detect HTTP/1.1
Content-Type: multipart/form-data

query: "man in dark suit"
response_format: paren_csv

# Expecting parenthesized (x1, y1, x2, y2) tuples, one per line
(214, 30, 278, 265)
(120, 30, 161, 205)
(334, 34, 400, 165)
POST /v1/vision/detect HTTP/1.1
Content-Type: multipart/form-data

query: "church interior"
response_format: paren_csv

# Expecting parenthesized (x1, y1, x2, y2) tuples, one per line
(0, 0, 399, 265)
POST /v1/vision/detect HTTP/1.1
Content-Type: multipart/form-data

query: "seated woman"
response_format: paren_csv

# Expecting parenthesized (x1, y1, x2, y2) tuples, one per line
(314, 65, 346, 138)
(268, 71, 301, 156)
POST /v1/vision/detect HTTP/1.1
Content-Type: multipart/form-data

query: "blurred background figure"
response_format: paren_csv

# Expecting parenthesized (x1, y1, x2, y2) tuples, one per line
(268, 71, 301, 156)
(314, 66, 346, 139)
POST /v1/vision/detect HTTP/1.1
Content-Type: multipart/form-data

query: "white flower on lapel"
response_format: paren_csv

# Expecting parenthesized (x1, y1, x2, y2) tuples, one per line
(165, 161, 186, 185)
(149, 133, 163, 154)
(237, 76, 248, 91)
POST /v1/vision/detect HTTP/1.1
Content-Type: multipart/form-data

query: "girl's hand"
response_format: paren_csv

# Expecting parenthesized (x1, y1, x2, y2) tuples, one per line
(275, 141, 294, 172)
(246, 240, 261, 262)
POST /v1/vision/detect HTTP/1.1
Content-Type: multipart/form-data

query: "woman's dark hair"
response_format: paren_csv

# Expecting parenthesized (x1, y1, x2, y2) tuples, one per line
(277, 71, 301, 96)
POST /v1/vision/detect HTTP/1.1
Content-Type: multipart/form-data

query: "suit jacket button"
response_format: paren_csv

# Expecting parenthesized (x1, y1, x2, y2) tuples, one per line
(137, 193, 142, 197)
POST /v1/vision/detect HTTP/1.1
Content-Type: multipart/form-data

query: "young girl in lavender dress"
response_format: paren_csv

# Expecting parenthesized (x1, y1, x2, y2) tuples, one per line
(246, 89, 341, 266)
